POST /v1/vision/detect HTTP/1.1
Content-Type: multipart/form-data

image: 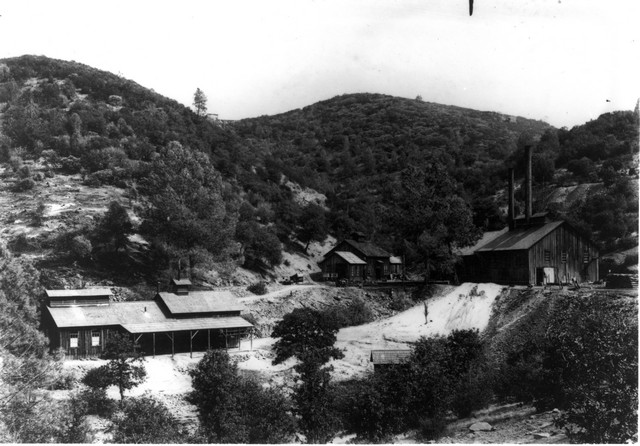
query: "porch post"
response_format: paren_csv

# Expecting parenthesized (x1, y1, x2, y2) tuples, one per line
(207, 329, 210, 350)
(190, 330, 193, 358)
(153, 333, 156, 358)
(171, 331, 174, 358)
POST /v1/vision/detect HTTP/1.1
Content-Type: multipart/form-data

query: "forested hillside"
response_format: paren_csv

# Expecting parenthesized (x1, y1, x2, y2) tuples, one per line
(0, 55, 637, 283)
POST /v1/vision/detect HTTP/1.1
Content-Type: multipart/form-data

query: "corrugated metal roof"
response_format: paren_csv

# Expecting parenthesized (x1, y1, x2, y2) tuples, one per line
(157, 291, 243, 314)
(46, 288, 113, 298)
(334, 251, 367, 265)
(345, 240, 392, 258)
(477, 221, 564, 252)
(121, 316, 253, 333)
(46, 301, 252, 333)
(456, 228, 509, 256)
(389, 256, 403, 264)
(370, 350, 412, 364)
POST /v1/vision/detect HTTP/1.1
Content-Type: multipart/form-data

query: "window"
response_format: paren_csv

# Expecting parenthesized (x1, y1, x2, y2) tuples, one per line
(91, 331, 100, 347)
(69, 332, 79, 349)
(561, 252, 568, 263)
(544, 250, 551, 263)
(583, 248, 590, 264)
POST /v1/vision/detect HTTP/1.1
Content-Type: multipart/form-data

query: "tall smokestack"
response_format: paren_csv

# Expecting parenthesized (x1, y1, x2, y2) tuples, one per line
(508, 168, 515, 230)
(525, 145, 533, 225)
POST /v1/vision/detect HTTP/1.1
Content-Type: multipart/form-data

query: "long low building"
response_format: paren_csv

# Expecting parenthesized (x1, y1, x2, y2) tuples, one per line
(43, 279, 254, 359)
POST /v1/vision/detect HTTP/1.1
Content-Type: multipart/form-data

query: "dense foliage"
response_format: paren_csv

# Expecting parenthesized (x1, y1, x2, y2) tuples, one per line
(82, 331, 147, 402)
(189, 350, 296, 443)
(489, 290, 638, 443)
(1, 56, 636, 278)
(271, 307, 344, 365)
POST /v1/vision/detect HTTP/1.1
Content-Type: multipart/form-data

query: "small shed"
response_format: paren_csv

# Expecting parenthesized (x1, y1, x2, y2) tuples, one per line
(370, 349, 412, 370)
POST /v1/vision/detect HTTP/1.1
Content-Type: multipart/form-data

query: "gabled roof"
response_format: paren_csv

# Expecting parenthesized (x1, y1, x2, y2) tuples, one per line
(456, 228, 509, 256)
(477, 221, 564, 252)
(334, 251, 367, 265)
(156, 290, 243, 315)
(342, 239, 392, 258)
(46, 288, 112, 298)
(370, 350, 412, 365)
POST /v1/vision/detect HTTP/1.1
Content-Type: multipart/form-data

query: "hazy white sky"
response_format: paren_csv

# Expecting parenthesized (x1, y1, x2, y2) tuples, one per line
(1, 0, 638, 127)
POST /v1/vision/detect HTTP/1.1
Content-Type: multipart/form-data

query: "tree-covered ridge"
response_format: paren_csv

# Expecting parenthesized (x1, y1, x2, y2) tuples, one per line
(0, 55, 636, 281)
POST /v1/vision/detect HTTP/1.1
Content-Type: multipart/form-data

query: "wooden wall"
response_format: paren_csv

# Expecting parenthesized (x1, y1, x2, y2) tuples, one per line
(321, 254, 364, 281)
(460, 223, 598, 285)
(56, 327, 114, 359)
(528, 224, 599, 284)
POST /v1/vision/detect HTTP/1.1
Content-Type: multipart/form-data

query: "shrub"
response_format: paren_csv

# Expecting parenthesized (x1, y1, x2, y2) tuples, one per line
(59, 155, 82, 174)
(111, 396, 185, 443)
(79, 387, 115, 417)
(247, 281, 268, 295)
(17, 164, 31, 179)
(31, 201, 46, 226)
(70, 235, 92, 260)
(389, 292, 413, 312)
(417, 416, 448, 441)
(82, 365, 112, 389)
(12, 178, 35, 192)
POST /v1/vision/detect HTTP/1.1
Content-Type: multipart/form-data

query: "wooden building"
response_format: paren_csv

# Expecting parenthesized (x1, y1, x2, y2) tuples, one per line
(319, 233, 403, 282)
(458, 213, 599, 285)
(458, 149, 599, 286)
(370, 349, 412, 371)
(43, 280, 253, 359)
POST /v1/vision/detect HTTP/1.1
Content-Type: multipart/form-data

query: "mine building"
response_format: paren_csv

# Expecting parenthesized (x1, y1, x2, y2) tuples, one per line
(319, 232, 403, 282)
(458, 147, 599, 286)
(43, 279, 253, 359)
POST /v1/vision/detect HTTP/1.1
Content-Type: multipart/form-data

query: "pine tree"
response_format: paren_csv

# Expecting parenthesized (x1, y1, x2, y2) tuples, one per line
(193, 88, 208, 117)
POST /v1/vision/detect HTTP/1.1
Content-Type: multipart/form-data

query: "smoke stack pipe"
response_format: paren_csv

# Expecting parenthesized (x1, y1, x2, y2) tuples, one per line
(525, 145, 533, 225)
(508, 168, 515, 230)
(156, 281, 160, 293)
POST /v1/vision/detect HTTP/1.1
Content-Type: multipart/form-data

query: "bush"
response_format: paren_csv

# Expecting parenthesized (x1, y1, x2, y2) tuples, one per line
(417, 415, 448, 441)
(12, 178, 35, 192)
(389, 292, 413, 312)
(322, 298, 374, 328)
(70, 235, 92, 260)
(111, 396, 185, 443)
(79, 387, 115, 417)
(59, 155, 82, 174)
(82, 365, 112, 389)
(247, 281, 268, 295)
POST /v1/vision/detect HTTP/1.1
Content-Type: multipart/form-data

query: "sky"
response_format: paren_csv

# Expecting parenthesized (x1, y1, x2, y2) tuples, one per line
(0, 0, 638, 128)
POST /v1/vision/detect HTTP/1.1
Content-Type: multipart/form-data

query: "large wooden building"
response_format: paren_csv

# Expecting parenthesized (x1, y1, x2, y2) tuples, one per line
(458, 148, 599, 286)
(319, 233, 403, 282)
(458, 213, 599, 285)
(43, 279, 253, 359)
